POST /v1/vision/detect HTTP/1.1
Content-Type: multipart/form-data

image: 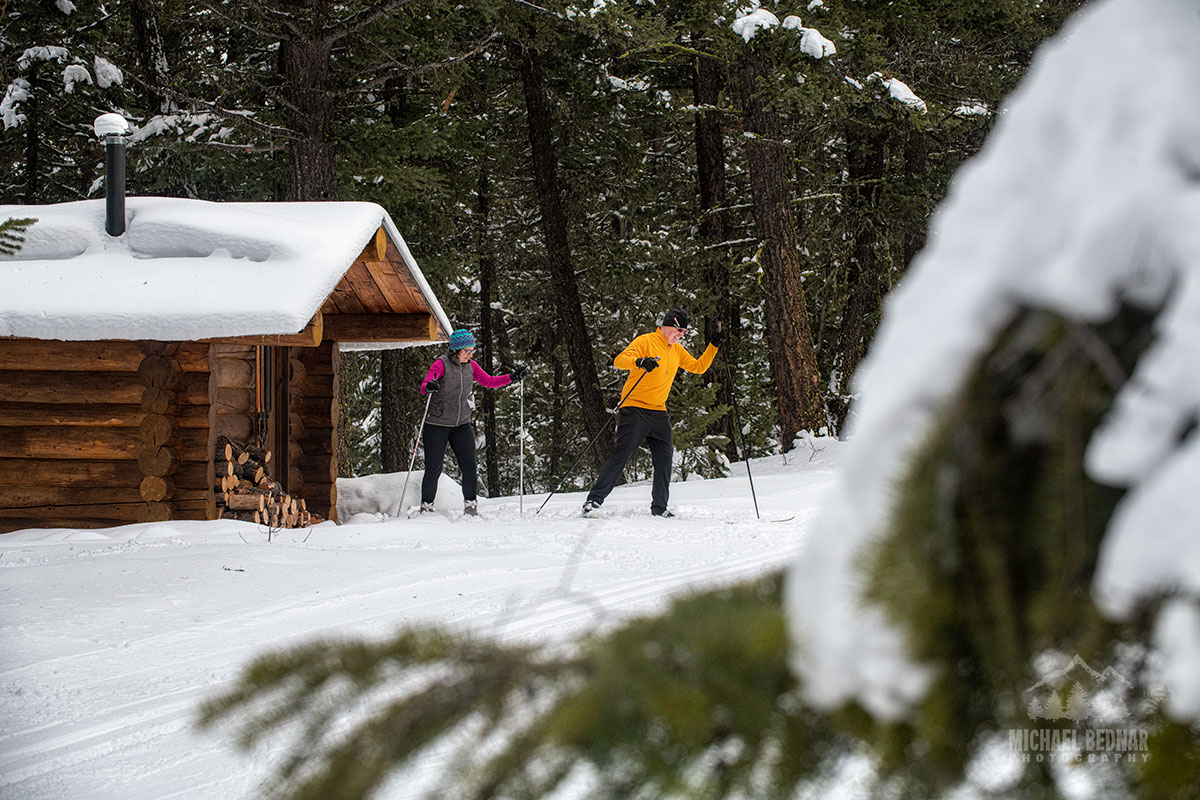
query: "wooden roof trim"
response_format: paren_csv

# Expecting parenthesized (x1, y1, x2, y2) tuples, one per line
(336, 226, 427, 315)
(203, 312, 324, 347)
(322, 313, 436, 342)
(353, 226, 388, 264)
(363, 260, 422, 313)
(375, 216, 451, 341)
(359, 215, 453, 341)
(343, 263, 391, 312)
(374, 226, 387, 261)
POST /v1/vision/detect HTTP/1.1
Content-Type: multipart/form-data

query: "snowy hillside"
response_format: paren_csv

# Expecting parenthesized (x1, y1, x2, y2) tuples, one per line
(0, 442, 842, 800)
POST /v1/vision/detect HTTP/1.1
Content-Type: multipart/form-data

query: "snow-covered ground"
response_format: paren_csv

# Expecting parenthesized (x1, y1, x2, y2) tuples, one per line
(0, 440, 842, 800)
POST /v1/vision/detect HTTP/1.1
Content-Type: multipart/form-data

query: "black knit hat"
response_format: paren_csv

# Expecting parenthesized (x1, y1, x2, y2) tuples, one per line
(661, 307, 689, 329)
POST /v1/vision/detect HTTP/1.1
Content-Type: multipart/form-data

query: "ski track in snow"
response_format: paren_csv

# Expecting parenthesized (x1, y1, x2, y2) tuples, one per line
(0, 454, 839, 800)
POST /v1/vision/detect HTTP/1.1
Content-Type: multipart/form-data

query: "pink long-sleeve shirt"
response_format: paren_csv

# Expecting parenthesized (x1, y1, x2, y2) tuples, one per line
(420, 358, 511, 395)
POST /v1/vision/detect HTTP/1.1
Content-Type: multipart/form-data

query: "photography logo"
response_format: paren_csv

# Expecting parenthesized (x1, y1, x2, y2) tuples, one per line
(1009, 654, 1150, 764)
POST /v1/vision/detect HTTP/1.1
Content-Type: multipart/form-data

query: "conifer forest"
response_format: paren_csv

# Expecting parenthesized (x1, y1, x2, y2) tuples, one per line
(1, 0, 1085, 494)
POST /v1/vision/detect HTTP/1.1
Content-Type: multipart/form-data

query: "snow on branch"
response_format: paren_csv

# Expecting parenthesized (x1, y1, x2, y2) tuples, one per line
(732, 9, 780, 42)
(1, 79, 31, 129)
(17, 46, 69, 69)
(786, 0, 1200, 724)
(62, 64, 92, 94)
(730, 7, 837, 57)
(868, 72, 927, 113)
(782, 16, 837, 58)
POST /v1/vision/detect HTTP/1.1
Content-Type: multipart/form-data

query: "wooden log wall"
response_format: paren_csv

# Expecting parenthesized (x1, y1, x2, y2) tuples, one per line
(209, 344, 257, 453)
(0, 340, 213, 533)
(289, 341, 339, 522)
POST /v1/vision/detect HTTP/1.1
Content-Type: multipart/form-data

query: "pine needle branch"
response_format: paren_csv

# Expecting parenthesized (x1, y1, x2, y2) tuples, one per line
(0, 218, 36, 256)
(197, 574, 843, 800)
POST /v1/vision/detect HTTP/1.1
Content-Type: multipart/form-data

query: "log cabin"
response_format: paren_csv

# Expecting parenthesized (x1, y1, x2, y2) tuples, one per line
(0, 196, 452, 533)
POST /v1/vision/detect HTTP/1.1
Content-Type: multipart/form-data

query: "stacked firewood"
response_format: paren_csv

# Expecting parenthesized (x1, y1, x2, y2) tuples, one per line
(214, 436, 322, 528)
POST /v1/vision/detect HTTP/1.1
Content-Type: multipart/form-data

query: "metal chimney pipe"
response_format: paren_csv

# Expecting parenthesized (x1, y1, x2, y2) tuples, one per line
(93, 113, 130, 237)
(104, 135, 126, 237)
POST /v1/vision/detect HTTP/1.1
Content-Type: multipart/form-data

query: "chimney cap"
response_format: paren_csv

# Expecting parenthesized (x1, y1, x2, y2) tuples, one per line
(93, 113, 130, 138)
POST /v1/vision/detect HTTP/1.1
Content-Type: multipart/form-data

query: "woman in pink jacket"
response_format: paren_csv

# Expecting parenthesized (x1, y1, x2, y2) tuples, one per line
(419, 329, 526, 515)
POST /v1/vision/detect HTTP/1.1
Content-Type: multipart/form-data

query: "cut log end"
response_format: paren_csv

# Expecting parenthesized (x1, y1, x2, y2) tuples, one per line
(140, 476, 175, 503)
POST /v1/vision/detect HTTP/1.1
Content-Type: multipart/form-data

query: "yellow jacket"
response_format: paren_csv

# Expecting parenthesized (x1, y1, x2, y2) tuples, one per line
(614, 330, 718, 411)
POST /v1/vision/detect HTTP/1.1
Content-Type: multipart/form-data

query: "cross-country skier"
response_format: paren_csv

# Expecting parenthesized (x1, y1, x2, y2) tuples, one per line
(420, 329, 526, 515)
(581, 308, 724, 518)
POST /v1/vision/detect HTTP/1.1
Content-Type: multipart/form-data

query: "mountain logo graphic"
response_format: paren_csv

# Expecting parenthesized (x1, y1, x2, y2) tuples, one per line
(1024, 655, 1133, 722)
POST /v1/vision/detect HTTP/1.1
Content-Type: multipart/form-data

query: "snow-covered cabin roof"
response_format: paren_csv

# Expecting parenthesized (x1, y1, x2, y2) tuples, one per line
(0, 197, 452, 347)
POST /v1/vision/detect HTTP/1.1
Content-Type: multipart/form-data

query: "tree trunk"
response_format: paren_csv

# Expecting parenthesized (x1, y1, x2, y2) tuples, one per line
(738, 49, 824, 447)
(516, 41, 611, 468)
(129, 0, 171, 112)
(477, 169, 501, 496)
(380, 350, 406, 473)
(273, 0, 339, 472)
(277, 0, 338, 202)
(693, 53, 739, 461)
(903, 126, 929, 267)
(381, 348, 429, 474)
(548, 355, 565, 484)
(835, 122, 886, 401)
(23, 66, 42, 204)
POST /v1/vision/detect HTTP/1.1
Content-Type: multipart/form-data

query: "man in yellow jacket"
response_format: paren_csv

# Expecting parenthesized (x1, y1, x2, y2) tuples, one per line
(582, 307, 723, 518)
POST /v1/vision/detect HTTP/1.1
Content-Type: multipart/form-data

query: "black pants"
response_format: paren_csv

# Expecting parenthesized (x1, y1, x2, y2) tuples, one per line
(422, 423, 477, 504)
(586, 407, 673, 514)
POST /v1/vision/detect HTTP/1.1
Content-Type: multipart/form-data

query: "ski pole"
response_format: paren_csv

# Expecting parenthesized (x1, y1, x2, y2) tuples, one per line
(398, 391, 434, 516)
(536, 360, 656, 514)
(519, 377, 525, 516)
(723, 354, 760, 519)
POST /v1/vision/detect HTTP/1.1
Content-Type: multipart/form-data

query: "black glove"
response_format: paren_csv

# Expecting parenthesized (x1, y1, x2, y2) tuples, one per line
(425, 379, 440, 394)
(635, 357, 660, 372)
(509, 364, 528, 382)
(709, 329, 726, 348)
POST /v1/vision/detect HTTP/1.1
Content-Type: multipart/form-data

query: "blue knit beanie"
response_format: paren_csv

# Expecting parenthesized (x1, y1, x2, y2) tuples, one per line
(449, 329, 476, 350)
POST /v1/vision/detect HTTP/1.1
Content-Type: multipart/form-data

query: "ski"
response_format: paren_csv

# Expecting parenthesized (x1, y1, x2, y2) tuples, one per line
(404, 505, 486, 521)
